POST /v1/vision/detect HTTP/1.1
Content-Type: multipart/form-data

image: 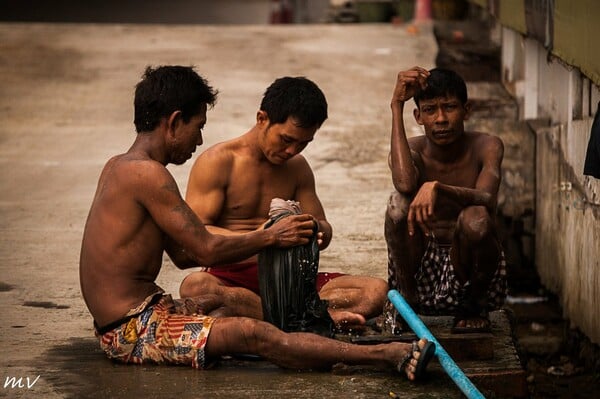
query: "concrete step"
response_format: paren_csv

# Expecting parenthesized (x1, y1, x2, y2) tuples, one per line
(339, 310, 529, 398)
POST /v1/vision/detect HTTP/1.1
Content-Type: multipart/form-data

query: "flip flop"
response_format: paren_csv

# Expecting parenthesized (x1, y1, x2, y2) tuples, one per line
(398, 340, 436, 381)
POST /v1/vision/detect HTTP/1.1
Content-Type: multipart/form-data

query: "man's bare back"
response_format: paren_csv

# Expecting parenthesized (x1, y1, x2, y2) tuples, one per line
(80, 154, 171, 327)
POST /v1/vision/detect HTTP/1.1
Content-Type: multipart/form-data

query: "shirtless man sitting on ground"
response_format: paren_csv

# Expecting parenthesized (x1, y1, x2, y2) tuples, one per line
(79, 65, 435, 377)
(179, 76, 387, 328)
(384, 67, 507, 332)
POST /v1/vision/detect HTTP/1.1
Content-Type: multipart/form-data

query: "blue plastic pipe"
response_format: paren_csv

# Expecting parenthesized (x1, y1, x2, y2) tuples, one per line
(387, 289, 486, 399)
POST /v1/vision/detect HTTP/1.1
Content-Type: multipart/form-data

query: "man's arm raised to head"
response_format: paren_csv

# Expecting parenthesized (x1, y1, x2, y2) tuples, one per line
(389, 67, 429, 194)
(134, 160, 315, 268)
(293, 155, 332, 250)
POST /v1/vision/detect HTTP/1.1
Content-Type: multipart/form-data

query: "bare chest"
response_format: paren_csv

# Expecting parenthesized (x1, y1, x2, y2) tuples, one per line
(420, 152, 481, 189)
(223, 163, 298, 223)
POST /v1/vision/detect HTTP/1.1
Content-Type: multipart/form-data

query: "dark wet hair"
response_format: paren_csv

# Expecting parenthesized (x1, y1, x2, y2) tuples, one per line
(260, 76, 328, 129)
(134, 65, 218, 133)
(414, 68, 468, 108)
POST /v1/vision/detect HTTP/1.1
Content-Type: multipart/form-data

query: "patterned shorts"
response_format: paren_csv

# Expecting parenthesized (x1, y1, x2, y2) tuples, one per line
(416, 239, 507, 314)
(96, 293, 215, 369)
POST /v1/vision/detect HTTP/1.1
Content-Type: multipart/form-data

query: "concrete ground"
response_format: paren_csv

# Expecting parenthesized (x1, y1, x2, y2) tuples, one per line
(0, 20, 543, 398)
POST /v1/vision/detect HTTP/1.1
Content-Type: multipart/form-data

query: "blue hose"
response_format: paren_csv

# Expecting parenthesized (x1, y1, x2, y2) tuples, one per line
(387, 289, 486, 399)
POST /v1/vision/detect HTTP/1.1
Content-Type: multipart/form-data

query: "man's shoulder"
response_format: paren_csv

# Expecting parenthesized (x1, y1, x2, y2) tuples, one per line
(188, 141, 238, 185)
(196, 140, 239, 164)
(106, 154, 171, 185)
(467, 131, 502, 143)
(115, 153, 166, 170)
(407, 135, 427, 158)
(407, 134, 426, 147)
(96, 155, 174, 204)
(467, 131, 504, 154)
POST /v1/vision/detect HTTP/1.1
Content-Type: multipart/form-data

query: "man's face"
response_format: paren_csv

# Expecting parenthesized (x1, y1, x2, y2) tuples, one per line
(414, 95, 470, 146)
(170, 105, 207, 165)
(259, 115, 317, 165)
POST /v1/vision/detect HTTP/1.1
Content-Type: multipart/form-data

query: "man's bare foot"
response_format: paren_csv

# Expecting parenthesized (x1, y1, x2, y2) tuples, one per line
(329, 310, 366, 331)
(451, 315, 491, 333)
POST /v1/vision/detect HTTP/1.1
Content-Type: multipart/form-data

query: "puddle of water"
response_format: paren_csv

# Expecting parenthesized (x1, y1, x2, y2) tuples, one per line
(0, 281, 15, 291)
(23, 301, 70, 309)
(39, 337, 456, 399)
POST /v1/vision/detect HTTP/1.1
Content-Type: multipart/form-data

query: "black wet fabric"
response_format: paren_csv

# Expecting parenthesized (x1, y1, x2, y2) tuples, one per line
(584, 101, 600, 178)
(258, 199, 334, 337)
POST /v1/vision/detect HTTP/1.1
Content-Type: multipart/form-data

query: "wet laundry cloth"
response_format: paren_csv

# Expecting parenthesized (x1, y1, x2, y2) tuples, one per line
(258, 198, 334, 337)
(584, 101, 600, 178)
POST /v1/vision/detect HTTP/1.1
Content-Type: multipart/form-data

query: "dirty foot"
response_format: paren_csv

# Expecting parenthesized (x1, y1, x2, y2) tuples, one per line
(451, 315, 491, 333)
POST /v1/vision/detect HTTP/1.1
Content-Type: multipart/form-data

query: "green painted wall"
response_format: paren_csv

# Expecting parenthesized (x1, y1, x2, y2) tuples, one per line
(499, 0, 526, 34)
(469, 0, 600, 86)
(553, 0, 600, 86)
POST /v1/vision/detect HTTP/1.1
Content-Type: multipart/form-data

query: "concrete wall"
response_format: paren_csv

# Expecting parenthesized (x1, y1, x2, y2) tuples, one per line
(501, 25, 600, 344)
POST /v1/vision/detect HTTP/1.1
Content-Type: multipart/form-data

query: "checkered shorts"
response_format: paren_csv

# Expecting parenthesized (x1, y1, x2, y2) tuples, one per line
(416, 239, 507, 314)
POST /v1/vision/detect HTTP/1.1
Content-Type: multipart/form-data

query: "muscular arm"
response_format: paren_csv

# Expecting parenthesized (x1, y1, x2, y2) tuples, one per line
(294, 156, 332, 250)
(138, 160, 314, 268)
(407, 135, 504, 235)
(435, 134, 504, 211)
(165, 149, 235, 267)
(390, 102, 419, 194)
(185, 149, 236, 235)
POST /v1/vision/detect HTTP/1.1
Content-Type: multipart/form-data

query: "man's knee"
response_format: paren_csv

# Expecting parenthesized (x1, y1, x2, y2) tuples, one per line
(356, 276, 388, 304)
(179, 271, 220, 298)
(208, 317, 281, 357)
(386, 191, 411, 224)
(457, 206, 495, 243)
(368, 277, 389, 298)
(319, 275, 387, 305)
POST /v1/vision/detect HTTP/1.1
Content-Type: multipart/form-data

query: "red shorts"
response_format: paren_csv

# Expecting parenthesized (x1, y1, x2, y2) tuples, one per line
(206, 262, 345, 295)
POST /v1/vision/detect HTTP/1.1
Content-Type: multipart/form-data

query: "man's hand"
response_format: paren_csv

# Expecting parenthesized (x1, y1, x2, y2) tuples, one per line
(407, 181, 438, 236)
(266, 214, 316, 247)
(392, 66, 430, 104)
(309, 216, 326, 248)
